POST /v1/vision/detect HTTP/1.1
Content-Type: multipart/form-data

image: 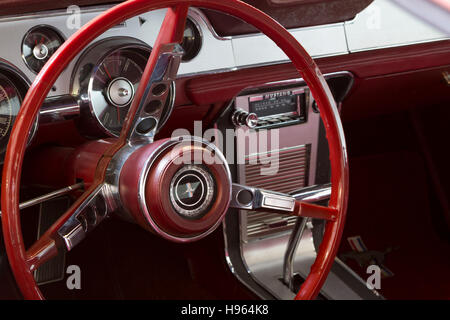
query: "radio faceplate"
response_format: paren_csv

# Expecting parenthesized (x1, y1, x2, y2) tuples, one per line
(235, 84, 320, 242)
(224, 72, 371, 301)
(239, 86, 310, 130)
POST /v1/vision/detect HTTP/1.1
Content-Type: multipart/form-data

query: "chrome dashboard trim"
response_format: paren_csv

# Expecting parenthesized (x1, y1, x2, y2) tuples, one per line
(181, 11, 205, 62)
(282, 216, 309, 291)
(39, 95, 80, 124)
(70, 37, 154, 138)
(20, 24, 67, 75)
(57, 183, 111, 251)
(187, 7, 231, 42)
(0, 182, 84, 218)
(292, 183, 331, 203)
(230, 183, 296, 212)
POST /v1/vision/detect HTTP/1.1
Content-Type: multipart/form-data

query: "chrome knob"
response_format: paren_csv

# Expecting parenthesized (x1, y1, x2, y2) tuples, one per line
(231, 109, 258, 129)
(106, 77, 135, 107)
(33, 44, 49, 60)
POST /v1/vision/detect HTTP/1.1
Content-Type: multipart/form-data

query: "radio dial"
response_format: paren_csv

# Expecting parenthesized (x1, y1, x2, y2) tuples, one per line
(231, 109, 258, 129)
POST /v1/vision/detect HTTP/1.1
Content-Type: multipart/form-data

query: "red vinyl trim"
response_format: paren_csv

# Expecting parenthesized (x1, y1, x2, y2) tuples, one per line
(186, 40, 450, 106)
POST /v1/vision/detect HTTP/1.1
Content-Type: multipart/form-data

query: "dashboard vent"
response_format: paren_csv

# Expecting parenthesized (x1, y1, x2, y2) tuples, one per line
(243, 145, 310, 241)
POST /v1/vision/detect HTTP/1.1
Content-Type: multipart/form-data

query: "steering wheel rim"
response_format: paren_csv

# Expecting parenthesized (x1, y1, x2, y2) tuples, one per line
(1, 0, 348, 300)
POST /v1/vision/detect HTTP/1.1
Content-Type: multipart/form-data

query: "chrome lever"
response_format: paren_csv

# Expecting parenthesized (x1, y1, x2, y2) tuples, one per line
(126, 44, 183, 145)
(230, 183, 296, 212)
(283, 217, 309, 291)
(0, 182, 83, 217)
(282, 183, 331, 293)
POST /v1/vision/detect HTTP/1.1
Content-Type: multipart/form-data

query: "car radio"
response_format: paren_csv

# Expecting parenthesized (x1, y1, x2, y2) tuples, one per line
(247, 87, 308, 129)
(233, 83, 319, 241)
(225, 72, 356, 300)
(232, 72, 353, 241)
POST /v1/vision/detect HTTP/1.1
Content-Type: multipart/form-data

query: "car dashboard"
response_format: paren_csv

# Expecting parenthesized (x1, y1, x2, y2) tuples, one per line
(0, 0, 448, 300)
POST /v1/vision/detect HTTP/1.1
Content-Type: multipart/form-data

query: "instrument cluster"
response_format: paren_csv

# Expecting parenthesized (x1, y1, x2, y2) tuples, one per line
(70, 37, 176, 138)
(21, 25, 65, 74)
(0, 61, 37, 160)
(0, 13, 203, 161)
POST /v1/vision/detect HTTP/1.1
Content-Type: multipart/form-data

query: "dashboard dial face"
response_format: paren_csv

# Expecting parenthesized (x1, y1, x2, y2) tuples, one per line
(0, 75, 21, 153)
(22, 26, 64, 73)
(90, 48, 148, 137)
(181, 19, 202, 62)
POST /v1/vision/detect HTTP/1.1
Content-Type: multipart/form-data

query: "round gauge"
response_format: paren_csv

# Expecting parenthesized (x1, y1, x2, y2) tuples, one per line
(181, 19, 202, 62)
(72, 38, 175, 138)
(0, 75, 22, 153)
(22, 26, 65, 74)
(0, 62, 38, 160)
(89, 48, 149, 137)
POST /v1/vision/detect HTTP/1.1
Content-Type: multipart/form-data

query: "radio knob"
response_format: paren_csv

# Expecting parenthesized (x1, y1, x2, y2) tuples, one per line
(232, 109, 258, 129)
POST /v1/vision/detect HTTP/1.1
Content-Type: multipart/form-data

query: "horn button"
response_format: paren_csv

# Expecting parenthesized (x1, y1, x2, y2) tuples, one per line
(119, 138, 232, 242)
(170, 165, 215, 219)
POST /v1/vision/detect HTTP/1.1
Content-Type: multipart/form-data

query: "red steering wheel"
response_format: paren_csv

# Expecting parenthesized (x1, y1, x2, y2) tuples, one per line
(1, 0, 348, 300)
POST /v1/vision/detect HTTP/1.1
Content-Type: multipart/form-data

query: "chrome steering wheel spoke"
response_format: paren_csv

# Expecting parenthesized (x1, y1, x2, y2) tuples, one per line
(230, 183, 333, 293)
(125, 44, 183, 144)
(119, 6, 188, 145)
(25, 183, 113, 272)
(230, 183, 337, 221)
(56, 183, 113, 251)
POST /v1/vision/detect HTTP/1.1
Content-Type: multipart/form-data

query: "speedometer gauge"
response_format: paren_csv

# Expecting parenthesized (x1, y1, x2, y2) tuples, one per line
(0, 62, 38, 161)
(22, 26, 65, 74)
(0, 75, 21, 151)
(90, 49, 146, 136)
(181, 18, 202, 62)
(72, 38, 175, 138)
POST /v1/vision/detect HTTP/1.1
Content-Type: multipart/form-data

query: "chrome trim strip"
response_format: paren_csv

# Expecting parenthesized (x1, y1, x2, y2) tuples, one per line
(39, 95, 80, 123)
(282, 217, 309, 291)
(125, 44, 182, 144)
(187, 7, 231, 41)
(57, 183, 110, 251)
(222, 217, 275, 299)
(281, 183, 331, 292)
(292, 183, 331, 202)
(0, 183, 83, 218)
(230, 183, 296, 212)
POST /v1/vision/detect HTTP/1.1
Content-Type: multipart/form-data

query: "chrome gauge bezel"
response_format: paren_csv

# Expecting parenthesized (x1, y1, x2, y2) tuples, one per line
(0, 59, 39, 162)
(71, 37, 175, 138)
(181, 17, 203, 62)
(21, 25, 66, 74)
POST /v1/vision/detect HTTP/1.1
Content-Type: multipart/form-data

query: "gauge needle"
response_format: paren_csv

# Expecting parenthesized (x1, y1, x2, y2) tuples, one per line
(104, 65, 112, 79)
